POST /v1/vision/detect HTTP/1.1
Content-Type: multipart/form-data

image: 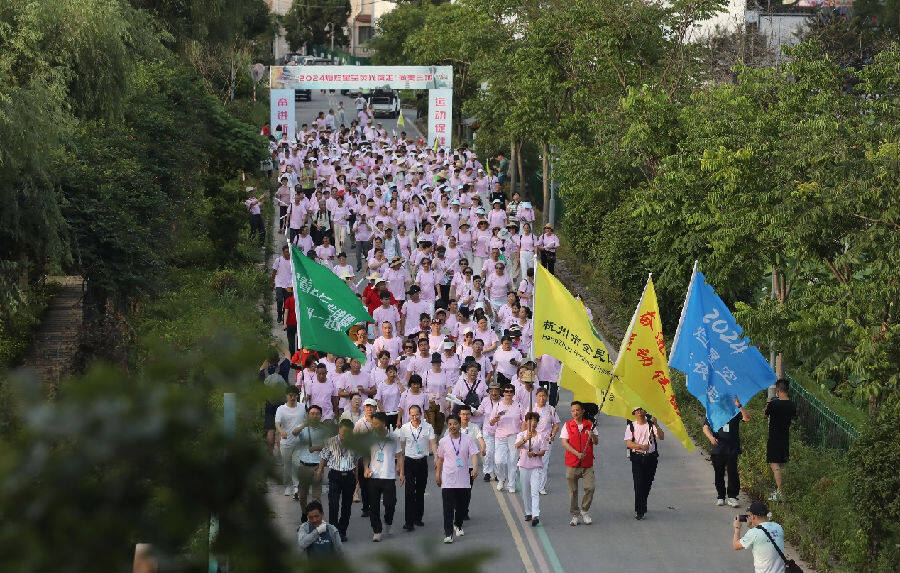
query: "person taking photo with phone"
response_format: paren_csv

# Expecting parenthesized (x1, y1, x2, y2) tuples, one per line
(733, 501, 792, 573)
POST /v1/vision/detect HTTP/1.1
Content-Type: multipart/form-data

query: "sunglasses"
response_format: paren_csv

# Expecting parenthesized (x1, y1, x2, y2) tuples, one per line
(503, 389, 514, 394)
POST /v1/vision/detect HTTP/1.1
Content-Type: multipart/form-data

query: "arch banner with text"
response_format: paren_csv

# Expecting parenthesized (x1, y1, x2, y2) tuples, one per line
(269, 65, 453, 146)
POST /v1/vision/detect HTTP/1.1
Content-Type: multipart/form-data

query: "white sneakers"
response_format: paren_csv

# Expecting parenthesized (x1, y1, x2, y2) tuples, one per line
(716, 498, 726, 506)
(443, 535, 454, 544)
(506, 486, 516, 493)
(726, 498, 740, 507)
(283, 486, 292, 496)
(496, 481, 505, 491)
(454, 525, 465, 537)
(768, 491, 783, 502)
(580, 511, 592, 525)
(539, 489, 548, 495)
(569, 516, 579, 526)
(384, 524, 392, 535)
(372, 533, 382, 542)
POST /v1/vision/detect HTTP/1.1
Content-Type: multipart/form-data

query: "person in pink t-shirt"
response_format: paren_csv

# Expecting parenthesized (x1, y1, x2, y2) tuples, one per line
(489, 384, 526, 493)
(372, 296, 401, 335)
(533, 387, 560, 494)
(435, 414, 479, 543)
(396, 375, 429, 426)
(307, 364, 340, 420)
(536, 354, 563, 407)
(400, 286, 434, 337)
(516, 411, 548, 526)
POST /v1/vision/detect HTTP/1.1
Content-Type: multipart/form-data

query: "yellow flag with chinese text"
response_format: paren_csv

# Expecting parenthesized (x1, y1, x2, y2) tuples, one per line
(602, 276, 694, 451)
(533, 264, 613, 397)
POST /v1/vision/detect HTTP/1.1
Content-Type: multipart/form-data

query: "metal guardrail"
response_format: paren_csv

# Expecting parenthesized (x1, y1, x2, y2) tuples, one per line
(787, 376, 859, 450)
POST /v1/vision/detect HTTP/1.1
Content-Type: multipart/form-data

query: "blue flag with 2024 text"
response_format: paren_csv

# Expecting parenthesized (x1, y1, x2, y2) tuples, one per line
(668, 267, 776, 431)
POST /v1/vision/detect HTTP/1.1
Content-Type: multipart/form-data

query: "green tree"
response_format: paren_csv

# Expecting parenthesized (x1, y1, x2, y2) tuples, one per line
(282, 0, 351, 52)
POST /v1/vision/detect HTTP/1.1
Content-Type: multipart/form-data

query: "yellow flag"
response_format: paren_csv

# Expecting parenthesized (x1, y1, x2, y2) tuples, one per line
(396, 108, 405, 127)
(433, 136, 440, 152)
(602, 275, 694, 450)
(533, 264, 613, 396)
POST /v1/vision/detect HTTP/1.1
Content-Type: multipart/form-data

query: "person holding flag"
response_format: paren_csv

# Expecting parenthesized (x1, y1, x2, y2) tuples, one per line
(625, 406, 663, 520)
(515, 411, 548, 526)
(288, 244, 374, 365)
(668, 262, 775, 504)
(703, 397, 751, 507)
(560, 400, 598, 526)
(600, 274, 694, 451)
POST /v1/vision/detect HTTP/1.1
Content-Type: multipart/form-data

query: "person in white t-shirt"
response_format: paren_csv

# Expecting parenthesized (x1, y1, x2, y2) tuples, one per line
(396, 405, 437, 531)
(733, 501, 787, 573)
(363, 412, 403, 542)
(274, 386, 307, 495)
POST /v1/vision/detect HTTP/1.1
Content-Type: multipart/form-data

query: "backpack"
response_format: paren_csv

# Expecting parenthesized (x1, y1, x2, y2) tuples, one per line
(756, 525, 803, 573)
(626, 420, 659, 460)
(463, 380, 481, 410)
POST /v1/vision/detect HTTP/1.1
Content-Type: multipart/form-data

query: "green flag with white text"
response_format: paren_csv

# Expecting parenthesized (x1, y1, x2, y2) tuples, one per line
(290, 245, 373, 362)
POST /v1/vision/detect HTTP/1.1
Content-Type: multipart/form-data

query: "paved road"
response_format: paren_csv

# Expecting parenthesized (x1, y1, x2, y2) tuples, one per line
(264, 97, 814, 571)
(294, 91, 422, 139)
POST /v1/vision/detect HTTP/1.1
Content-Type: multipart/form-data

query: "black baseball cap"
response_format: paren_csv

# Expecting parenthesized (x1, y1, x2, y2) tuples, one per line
(747, 502, 769, 516)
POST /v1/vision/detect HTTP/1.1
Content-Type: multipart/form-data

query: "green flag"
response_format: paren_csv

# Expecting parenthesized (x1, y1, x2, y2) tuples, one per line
(290, 245, 373, 362)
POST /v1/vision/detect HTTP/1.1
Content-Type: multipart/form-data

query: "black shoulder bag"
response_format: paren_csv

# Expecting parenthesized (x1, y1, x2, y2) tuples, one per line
(756, 525, 803, 573)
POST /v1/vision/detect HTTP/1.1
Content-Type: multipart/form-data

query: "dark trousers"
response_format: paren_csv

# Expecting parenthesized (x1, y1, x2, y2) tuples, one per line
(711, 453, 740, 499)
(404, 457, 428, 526)
(539, 250, 556, 274)
(367, 478, 396, 534)
(310, 225, 325, 246)
(278, 206, 288, 229)
(630, 453, 658, 515)
(275, 287, 287, 322)
(328, 469, 355, 536)
(539, 381, 559, 407)
(385, 413, 398, 430)
(356, 240, 371, 269)
(286, 325, 298, 356)
(250, 214, 265, 246)
(357, 459, 371, 513)
(289, 227, 301, 243)
(441, 488, 468, 536)
(439, 284, 451, 304)
(461, 473, 475, 518)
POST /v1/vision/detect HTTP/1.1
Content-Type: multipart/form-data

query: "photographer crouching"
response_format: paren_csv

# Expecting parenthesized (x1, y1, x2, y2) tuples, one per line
(625, 406, 664, 520)
(733, 501, 795, 573)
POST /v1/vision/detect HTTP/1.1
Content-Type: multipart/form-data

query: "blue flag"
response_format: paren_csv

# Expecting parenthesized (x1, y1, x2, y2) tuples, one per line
(669, 264, 776, 431)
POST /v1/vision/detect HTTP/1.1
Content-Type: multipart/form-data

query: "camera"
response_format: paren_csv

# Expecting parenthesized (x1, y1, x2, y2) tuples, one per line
(738, 514, 749, 523)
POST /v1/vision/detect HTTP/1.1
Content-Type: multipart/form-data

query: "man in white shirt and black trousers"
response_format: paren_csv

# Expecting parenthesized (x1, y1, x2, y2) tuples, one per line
(397, 404, 437, 531)
(625, 406, 664, 520)
(363, 412, 404, 542)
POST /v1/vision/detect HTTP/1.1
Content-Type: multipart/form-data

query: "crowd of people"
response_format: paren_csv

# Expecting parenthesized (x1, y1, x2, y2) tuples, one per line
(254, 100, 797, 572)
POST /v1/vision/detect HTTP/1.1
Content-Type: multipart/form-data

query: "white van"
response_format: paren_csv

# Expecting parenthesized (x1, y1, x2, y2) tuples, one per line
(369, 91, 400, 118)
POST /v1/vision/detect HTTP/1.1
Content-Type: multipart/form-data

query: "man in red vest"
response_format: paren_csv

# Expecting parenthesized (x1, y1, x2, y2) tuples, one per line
(560, 401, 599, 526)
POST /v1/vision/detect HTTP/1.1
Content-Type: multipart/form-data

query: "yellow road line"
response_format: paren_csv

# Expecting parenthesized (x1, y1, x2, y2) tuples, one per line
(491, 485, 537, 573)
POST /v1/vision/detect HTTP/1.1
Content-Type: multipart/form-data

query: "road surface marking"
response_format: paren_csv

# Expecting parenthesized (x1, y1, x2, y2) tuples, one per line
(505, 487, 552, 573)
(491, 484, 537, 573)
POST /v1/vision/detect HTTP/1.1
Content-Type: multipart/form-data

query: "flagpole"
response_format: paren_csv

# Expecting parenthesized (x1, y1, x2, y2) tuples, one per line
(612, 273, 653, 372)
(289, 244, 303, 356)
(668, 260, 699, 363)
